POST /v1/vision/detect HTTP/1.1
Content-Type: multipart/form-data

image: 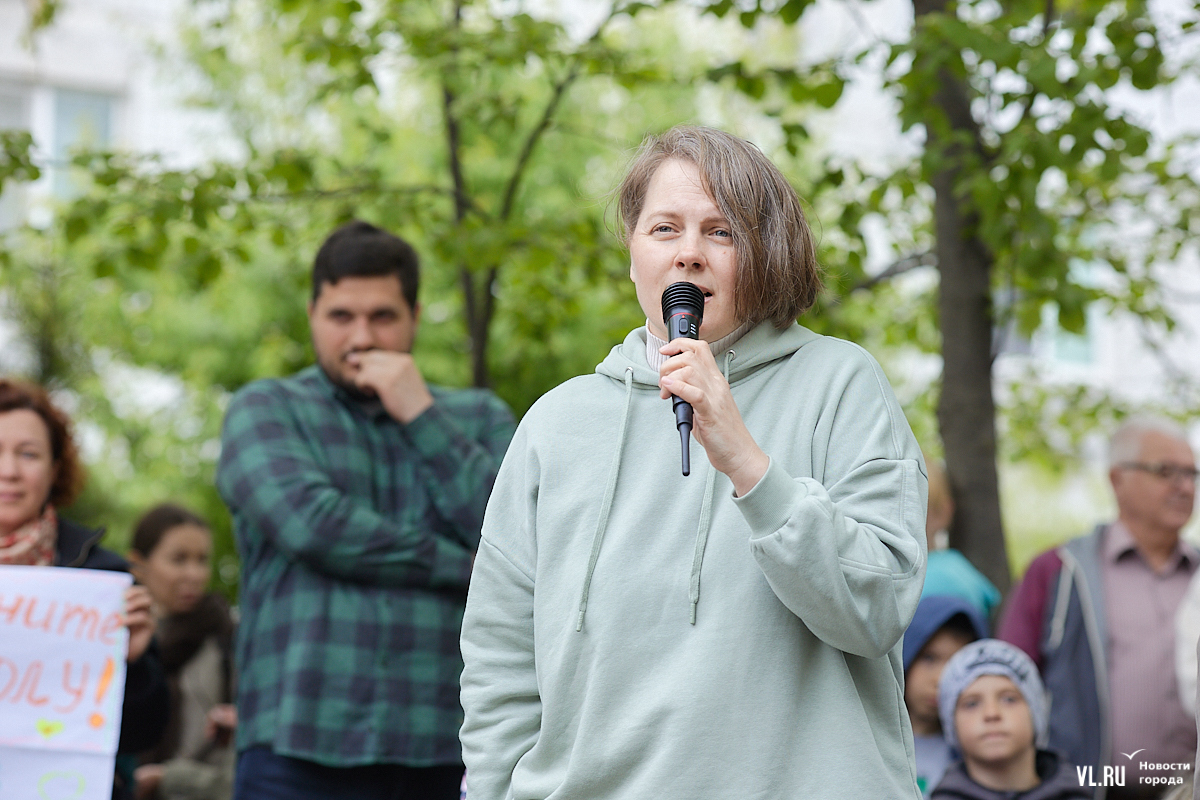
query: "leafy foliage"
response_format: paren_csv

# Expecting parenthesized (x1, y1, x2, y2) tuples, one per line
(1, 131, 41, 191)
(7, 0, 1197, 594)
(699, 0, 1200, 447)
(678, 0, 1200, 584)
(0, 0, 836, 595)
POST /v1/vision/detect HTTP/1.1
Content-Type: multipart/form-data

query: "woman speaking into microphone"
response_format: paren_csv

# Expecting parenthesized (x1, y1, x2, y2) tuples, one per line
(460, 125, 928, 799)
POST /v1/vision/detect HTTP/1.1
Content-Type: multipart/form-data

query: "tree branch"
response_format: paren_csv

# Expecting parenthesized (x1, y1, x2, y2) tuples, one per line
(849, 250, 936, 292)
(255, 183, 477, 208)
(499, 65, 580, 221)
(1135, 317, 1200, 405)
(498, 4, 623, 222)
(443, 0, 468, 224)
(1002, 0, 1055, 146)
(444, 86, 469, 224)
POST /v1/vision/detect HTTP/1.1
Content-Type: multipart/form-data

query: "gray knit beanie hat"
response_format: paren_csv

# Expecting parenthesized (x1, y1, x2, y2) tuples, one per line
(937, 638, 1049, 753)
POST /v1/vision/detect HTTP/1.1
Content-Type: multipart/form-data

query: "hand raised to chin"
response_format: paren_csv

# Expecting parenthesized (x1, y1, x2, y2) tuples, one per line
(347, 350, 434, 424)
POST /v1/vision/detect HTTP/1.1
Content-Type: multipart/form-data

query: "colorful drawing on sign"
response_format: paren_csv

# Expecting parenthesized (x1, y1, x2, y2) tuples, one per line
(0, 565, 131, 799)
(0, 750, 106, 800)
(39, 771, 86, 800)
(36, 719, 65, 739)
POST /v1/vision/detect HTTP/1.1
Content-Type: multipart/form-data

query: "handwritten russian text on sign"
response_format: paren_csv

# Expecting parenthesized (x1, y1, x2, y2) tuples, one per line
(0, 565, 131, 800)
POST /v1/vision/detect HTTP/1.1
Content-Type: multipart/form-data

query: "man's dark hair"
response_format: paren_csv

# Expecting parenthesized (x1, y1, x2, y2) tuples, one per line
(312, 220, 420, 309)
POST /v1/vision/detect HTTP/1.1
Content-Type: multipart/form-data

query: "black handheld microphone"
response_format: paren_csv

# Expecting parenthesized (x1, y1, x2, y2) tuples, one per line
(661, 282, 705, 476)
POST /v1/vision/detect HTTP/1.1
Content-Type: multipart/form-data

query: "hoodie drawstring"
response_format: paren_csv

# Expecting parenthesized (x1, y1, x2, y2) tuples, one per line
(687, 349, 737, 625)
(688, 468, 717, 624)
(576, 367, 635, 632)
(578, 349, 737, 631)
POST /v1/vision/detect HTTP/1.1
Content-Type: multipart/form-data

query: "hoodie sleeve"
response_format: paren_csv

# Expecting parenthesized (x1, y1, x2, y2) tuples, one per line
(460, 425, 542, 800)
(734, 343, 927, 659)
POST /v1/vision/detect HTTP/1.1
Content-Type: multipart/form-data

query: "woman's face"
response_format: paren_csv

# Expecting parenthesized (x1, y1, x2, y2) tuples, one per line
(629, 159, 740, 341)
(132, 524, 212, 616)
(0, 409, 58, 537)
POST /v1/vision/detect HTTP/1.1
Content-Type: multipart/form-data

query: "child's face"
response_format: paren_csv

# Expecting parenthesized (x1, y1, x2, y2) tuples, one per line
(954, 674, 1036, 766)
(905, 628, 973, 733)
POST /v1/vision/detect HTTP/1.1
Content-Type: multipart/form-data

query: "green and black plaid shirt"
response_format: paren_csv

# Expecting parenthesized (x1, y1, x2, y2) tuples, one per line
(216, 365, 515, 767)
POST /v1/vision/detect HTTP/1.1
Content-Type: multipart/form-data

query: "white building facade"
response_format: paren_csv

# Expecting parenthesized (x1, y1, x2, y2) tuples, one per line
(0, 0, 229, 227)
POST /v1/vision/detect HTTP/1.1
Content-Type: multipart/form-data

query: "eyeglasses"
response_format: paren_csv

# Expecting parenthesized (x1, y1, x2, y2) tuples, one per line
(1117, 462, 1200, 482)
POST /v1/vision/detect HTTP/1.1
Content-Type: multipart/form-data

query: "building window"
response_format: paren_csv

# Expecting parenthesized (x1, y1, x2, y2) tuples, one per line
(52, 88, 113, 198)
(0, 86, 31, 230)
(1052, 307, 1094, 365)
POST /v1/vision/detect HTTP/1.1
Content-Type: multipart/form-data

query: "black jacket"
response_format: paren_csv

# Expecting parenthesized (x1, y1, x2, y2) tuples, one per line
(932, 751, 1091, 800)
(56, 517, 171, 800)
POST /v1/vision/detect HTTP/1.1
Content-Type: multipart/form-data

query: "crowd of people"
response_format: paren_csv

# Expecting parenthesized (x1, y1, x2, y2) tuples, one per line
(0, 382, 233, 799)
(908, 415, 1199, 800)
(1, 124, 1198, 799)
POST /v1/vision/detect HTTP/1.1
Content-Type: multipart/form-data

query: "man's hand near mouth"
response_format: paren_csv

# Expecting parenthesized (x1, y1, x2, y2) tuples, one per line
(347, 349, 434, 424)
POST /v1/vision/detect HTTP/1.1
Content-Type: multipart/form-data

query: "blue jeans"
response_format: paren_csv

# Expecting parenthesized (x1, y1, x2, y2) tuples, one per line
(234, 747, 463, 800)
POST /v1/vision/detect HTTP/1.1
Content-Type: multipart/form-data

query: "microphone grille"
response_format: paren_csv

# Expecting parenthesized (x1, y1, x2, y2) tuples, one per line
(661, 282, 705, 323)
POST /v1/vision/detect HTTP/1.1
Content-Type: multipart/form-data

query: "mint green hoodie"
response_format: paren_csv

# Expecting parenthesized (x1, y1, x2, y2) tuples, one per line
(460, 322, 927, 799)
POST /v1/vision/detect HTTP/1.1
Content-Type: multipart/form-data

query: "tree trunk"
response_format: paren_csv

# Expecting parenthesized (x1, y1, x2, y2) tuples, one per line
(31, 261, 72, 388)
(913, 0, 1011, 593)
(441, 0, 497, 387)
(460, 266, 497, 388)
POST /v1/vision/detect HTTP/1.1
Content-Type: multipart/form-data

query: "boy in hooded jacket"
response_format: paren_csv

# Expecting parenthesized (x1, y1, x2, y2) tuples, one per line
(905, 595, 989, 797)
(933, 639, 1089, 800)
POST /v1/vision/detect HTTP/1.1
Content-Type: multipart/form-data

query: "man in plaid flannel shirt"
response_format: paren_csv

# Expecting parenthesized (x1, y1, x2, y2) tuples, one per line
(217, 221, 515, 800)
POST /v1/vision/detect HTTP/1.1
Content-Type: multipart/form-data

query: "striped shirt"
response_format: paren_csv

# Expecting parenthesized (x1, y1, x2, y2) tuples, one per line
(217, 365, 515, 767)
(1102, 521, 1197, 778)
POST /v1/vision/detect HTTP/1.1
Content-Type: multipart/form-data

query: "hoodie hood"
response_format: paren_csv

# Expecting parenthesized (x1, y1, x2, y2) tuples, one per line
(904, 594, 989, 672)
(596, 321, 821, 387)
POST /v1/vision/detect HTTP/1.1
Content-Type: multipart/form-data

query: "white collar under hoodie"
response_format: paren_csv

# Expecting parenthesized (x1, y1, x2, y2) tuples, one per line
(461, 321, 928, 800)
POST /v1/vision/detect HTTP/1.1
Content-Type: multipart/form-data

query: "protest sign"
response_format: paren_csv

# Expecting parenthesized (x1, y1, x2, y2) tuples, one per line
(0, 565, 131, 800)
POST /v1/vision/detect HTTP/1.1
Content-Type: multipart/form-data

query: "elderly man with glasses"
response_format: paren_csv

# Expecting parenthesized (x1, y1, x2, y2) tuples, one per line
(999, 417, 1197, 800)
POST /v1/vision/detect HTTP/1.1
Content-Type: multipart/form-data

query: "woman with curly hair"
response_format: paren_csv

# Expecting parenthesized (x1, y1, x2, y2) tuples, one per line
(0, 377, 170, 800)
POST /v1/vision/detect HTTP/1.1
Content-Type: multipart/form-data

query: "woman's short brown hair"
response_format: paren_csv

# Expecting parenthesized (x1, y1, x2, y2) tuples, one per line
(0, 378, 84, 507)
(616, 125, 823, 328)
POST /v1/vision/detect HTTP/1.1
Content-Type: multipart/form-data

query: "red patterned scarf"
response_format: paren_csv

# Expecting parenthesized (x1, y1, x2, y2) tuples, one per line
(0, 505, 58, 566)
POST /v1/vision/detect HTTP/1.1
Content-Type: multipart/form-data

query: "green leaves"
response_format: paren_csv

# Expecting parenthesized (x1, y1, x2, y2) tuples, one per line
(0, 0, 806, 596)
(3, 0, 725, 406)
(707, 61, 844, 108)
(694, 0, 1200, 471)
(0, 130, 41, 190)
(697, 0, 818, 26)
(881, 0, 1196, 348)
(6, 0, 1193, 568)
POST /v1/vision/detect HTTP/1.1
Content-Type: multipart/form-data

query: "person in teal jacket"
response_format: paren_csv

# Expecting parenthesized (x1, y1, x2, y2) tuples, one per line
(459, 125, 929, 799)
(922, 455, 1001, 619)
